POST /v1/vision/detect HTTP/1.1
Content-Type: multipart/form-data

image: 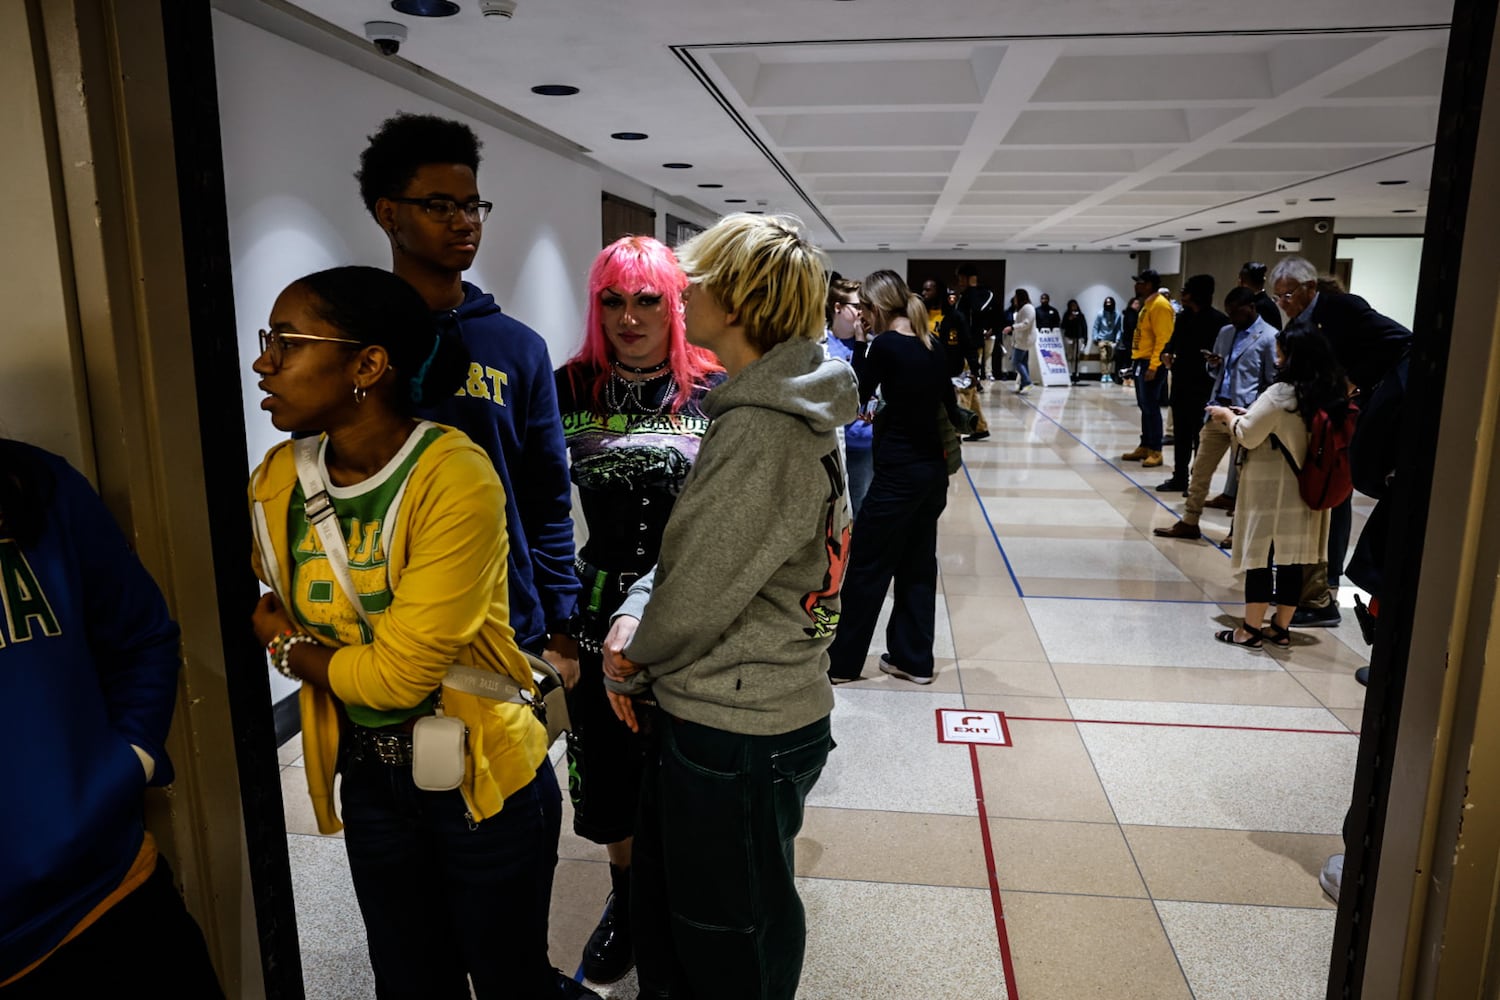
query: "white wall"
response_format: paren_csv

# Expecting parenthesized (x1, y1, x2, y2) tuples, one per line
(825, 249, 1139, 337)
(1335, 236, 1421, 330)
(213, 10, 604, 480)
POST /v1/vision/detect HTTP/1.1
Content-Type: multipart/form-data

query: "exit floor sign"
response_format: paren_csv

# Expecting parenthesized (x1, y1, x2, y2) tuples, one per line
(936, 709, 1012, 746)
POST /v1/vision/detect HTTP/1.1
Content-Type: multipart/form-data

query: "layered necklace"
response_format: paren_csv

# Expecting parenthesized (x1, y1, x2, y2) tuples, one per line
(607, 360, 676, 418)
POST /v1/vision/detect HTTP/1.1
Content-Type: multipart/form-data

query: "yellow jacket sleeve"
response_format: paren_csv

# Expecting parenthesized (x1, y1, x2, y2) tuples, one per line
(326, 446, 511, 711)
(1140, 296, 1175, 372)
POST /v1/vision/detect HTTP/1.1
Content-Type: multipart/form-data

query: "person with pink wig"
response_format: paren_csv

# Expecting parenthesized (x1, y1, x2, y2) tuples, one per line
(553, 235, 723, 987)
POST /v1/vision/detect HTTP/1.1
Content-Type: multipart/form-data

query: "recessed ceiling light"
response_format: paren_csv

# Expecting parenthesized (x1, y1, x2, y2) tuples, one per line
(392, 0, 458, 14)
(1309, 196, 1336, 202)
(1393, 208, 1418, 213)
(697, 183, 723, 189)
(531, 85, 579, 96)
(1158, 234, 1174, 238)
(725, 198, 747, 203)
(1185, 227, 1203, 232)
(663, 162, 693, 169)
(1257, 209, 1279, 214)
(1036, 244, 1049, 248)
(1218, 220, 1236, 224)
(1378, 180, 1409, 186)
(877, 243, 890, 248)
(610, 131, 648, 141)
(747, 210, 765, 214)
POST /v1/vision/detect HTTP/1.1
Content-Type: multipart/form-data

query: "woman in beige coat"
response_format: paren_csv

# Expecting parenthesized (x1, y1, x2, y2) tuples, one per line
(1205, 327, 1347, 649)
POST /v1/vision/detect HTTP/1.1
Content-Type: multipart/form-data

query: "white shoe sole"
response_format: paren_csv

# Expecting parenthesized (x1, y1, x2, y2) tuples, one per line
(879, 659, 934, 685)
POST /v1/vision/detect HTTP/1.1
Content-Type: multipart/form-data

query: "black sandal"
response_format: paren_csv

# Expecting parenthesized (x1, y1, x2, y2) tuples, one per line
(1214, 626, 1264, 649)
(1264, 622, 1293, 648)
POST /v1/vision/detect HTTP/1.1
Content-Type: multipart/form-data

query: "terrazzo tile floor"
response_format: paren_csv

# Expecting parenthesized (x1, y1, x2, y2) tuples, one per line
(280, 379, 1368, 998)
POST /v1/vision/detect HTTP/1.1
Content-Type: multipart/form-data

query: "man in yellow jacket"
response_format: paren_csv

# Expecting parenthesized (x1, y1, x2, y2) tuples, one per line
(1122, 267, 1175, 468)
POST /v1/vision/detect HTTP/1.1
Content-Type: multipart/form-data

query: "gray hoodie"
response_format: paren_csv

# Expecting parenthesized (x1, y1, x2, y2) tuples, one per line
(606, 337, 859, 735)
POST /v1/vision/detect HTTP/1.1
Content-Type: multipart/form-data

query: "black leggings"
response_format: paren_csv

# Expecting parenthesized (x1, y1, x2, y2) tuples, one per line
(1245, 561, 1307, 607)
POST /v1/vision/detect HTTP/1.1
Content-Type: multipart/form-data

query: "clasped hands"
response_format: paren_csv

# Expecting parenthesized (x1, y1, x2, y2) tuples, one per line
(602, 615, 645, 733)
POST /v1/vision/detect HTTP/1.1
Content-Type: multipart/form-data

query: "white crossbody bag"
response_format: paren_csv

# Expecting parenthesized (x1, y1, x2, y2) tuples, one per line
(292, 437, 568, 793)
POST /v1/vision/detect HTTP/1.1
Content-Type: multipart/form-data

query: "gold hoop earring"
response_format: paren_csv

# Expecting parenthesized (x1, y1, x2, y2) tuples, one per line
(353, 383, 367, 404)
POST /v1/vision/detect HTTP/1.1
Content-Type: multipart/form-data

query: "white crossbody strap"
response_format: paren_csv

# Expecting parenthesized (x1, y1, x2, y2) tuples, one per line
(292, 436, 373, 630)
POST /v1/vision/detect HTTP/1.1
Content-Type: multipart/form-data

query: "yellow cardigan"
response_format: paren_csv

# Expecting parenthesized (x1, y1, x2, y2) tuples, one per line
(249, 425, 547, 834)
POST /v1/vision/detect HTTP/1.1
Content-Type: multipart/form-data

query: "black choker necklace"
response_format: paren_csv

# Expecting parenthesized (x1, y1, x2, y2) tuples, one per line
(613, 358, 671, 375)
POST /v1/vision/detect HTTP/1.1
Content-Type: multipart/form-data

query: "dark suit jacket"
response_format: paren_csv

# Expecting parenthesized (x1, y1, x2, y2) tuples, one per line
(1162, 305, 1229, 401)
(1302, 291, 1411, 393)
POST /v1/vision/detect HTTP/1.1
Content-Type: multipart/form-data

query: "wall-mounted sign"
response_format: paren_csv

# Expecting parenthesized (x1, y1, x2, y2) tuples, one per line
(1275, 237, 1303, 252)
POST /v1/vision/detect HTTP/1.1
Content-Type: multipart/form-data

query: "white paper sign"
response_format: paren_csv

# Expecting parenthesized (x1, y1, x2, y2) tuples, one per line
(1033, 328, 1072, 387)
(936, 709, 1011, 746)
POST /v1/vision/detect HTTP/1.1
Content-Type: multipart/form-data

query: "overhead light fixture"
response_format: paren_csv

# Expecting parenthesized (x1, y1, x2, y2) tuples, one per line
(1393, 208, 1418, 213)
(1185, 227, 1203, 232)
(392, 0, 459, 15)
(1309, 196, 1336, 202)
(725, 198, 747, 203)
(531, 85, 579, 96)
(610, 132, 648, 141)
(1378, 179, 1409, 186)
(697, 183, 723, 189)
(1257, 209, 1279, 214)
(1218, 220, 1236, 224)
(663, 162, 693, 169)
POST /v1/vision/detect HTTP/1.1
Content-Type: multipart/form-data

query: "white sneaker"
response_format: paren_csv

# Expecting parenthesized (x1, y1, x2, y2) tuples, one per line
(1319, 854, 1343, 902)
(879, 654, 933, 685)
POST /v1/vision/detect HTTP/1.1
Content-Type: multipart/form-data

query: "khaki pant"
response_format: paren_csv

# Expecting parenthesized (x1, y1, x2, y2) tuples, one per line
(1184, 417, 1235, 526)
(956, 384, 988, 433)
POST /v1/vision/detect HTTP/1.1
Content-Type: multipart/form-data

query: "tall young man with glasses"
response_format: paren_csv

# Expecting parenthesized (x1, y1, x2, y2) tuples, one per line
(357, 114, 593, 1000)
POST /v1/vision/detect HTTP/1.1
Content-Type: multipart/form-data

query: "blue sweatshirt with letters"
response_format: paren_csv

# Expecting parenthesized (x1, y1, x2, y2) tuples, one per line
(0, 443, 181, 982)
(420, 283, 580, 650)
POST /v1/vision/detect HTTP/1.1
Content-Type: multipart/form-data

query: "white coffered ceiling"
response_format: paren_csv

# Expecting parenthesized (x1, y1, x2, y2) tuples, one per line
(273, 0, 1452, 251)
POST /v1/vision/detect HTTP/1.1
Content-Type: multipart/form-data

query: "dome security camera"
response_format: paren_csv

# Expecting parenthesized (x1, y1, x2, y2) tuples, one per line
(1313, 220, 1332, 235)
(480, 0, 518, 17)
(363, 21, 407, 56)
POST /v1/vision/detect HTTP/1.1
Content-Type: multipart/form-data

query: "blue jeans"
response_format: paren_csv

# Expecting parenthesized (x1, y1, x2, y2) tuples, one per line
(846, 445, 873, 518)
(1133, 359, 1166, 449)
(632, 715, 833, 999)
(1014, 349, 1033, 387)
(339, 753, 562, 999)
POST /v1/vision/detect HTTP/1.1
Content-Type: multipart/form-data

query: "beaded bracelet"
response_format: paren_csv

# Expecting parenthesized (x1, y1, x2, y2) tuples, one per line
(266, 630, 318, 680)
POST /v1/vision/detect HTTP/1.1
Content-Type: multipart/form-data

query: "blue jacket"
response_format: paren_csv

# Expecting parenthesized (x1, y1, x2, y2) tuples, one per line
(0, 444, 181, 981)
(824, 333, 872, 450)
(420, 283, 580, 650)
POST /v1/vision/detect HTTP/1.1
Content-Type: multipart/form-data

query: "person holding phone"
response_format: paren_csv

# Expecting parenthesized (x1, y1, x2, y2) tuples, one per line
(1156, 286, 1280, 542)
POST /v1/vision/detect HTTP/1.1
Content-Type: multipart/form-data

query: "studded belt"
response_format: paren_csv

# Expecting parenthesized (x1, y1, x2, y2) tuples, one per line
(346, 724, 415, 766)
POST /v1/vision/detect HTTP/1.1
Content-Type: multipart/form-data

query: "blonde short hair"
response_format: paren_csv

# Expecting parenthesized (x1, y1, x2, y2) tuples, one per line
(676, 214, 828, 353)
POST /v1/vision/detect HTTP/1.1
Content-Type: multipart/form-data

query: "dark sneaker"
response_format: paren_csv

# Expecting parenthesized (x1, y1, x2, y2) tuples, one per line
(879, 653, 933, 685)
(1154, 478, 1188, 492)
(1354, 666, 1370, 687)
(1291, 605, 1342, 628)
(965, 430, 991, 442)
(1353, 595, 1377, 645)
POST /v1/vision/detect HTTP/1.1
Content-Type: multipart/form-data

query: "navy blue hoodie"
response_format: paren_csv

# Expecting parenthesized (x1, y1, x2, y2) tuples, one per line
(0, 443, 181, 981)
(420, 282, 580, 649)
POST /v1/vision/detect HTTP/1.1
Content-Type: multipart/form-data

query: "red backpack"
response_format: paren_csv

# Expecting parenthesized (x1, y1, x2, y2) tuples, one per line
(1271, 403, 1359, 510)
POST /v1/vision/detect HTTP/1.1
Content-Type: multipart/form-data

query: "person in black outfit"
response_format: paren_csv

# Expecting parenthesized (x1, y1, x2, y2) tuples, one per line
(1239, 261, 1283, 331)
(954, 264, 998, 380)
(1035, 292, 1061, 333)
(827, 270, 959, 686)
(1156, 274, 1228, 492)
(1061, 298, 1088, 382)
(924, 280, 989, 441)
(1120, 297, 1141, 385)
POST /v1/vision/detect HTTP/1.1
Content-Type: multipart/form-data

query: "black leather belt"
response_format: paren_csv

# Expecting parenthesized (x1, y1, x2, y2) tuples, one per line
(346, 724, 415, 766)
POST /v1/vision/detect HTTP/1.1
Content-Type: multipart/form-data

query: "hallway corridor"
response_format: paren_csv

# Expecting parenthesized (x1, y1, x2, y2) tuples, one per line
(280, 378, 1369, 999)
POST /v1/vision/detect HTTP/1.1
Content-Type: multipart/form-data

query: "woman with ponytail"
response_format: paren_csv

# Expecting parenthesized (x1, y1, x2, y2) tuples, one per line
(826, 269, 960, 685)
(246, 265, 594, 998)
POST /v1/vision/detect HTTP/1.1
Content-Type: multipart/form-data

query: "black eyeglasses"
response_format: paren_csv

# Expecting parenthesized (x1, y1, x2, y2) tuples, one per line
(257, 329, 361, 368)
(387, 196, 493, 223)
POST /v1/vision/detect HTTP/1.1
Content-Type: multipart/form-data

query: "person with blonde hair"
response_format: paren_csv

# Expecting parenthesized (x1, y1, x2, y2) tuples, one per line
(826, 269, 961, 685)
(599, 214, 857, 999)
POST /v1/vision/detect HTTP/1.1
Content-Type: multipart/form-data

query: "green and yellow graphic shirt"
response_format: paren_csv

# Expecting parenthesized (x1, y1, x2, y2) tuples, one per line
(288, 424, 445, 727)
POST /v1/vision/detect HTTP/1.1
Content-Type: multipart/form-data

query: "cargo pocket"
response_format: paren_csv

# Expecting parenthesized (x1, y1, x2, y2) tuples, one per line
(658, 726, 756, 933)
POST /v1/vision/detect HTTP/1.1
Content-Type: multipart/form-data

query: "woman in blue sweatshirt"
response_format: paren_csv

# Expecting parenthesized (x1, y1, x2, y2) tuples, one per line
(0, 440, 218, 995)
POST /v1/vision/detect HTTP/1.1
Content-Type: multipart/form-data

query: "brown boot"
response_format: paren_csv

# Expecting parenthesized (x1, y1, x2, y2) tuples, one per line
(1142, 450, 1164, 468)
(1204, 493, 1236, 511)
(1121, 446, 1149, 461)
(1153, 521, 1201, 540)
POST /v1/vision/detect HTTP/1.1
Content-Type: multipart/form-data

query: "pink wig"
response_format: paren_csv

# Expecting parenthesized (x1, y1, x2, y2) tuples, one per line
(566, 235, 723, 414)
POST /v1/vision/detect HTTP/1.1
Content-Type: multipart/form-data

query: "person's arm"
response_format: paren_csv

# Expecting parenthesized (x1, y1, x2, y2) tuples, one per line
(1227, 385, 1290, 450)
(64, 460, 183, 786)
(850, 336, 882, 402)
(605, 409, 835, 684)
(519, 351, 582, 640)
(325, 448, 511, 710)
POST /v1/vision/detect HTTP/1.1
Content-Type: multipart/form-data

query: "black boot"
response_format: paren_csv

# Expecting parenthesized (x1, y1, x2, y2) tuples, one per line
(582, 863, 634, 983)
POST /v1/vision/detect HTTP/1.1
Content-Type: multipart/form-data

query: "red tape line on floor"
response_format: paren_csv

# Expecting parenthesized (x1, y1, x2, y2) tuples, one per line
(970, 743, 1022, 1000)
(1006, 716, 1358, 736)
